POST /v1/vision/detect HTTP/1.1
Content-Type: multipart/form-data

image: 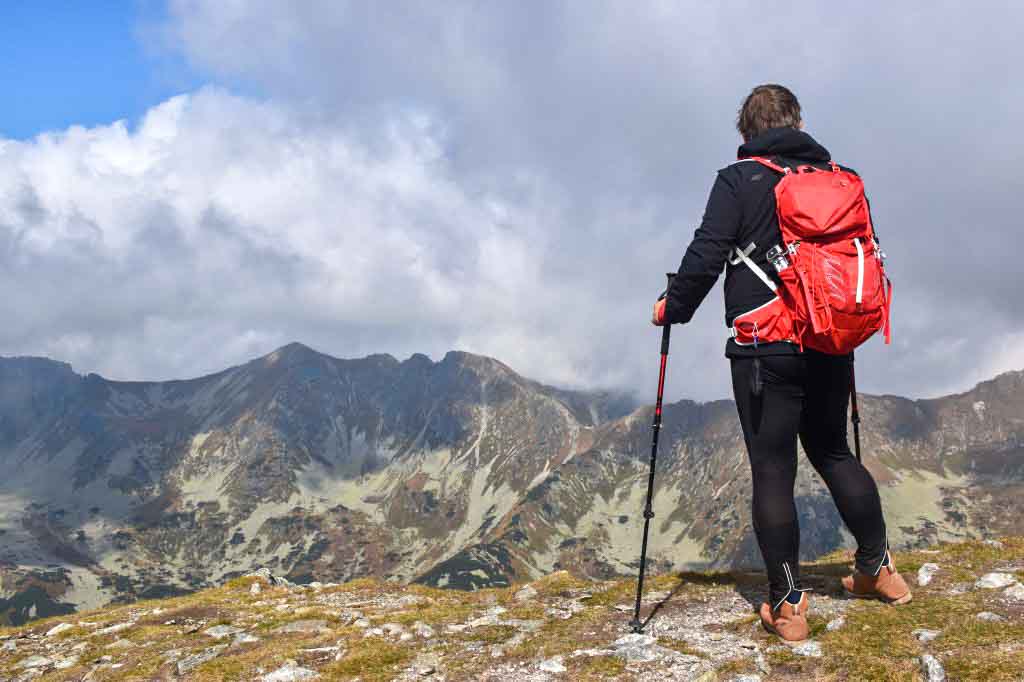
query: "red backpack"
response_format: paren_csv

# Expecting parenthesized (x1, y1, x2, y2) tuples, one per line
(730, 157, 892, 355)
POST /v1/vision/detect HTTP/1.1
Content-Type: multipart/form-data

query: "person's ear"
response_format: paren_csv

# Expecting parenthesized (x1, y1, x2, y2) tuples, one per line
(798, 119, 805, 130)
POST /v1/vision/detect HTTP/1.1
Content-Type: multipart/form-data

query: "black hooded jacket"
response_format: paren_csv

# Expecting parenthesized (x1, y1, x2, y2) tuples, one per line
(663, 127, 857, 357)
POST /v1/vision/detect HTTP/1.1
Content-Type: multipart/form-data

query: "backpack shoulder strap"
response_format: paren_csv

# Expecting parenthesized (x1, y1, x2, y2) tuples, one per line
(740, 156, 791, 174)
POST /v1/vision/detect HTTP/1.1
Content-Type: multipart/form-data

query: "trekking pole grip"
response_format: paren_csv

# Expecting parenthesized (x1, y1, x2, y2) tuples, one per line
(661, 273, 675, 354)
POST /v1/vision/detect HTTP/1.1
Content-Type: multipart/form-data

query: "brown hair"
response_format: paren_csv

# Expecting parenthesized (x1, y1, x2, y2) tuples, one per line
(736, 84, 802, 142)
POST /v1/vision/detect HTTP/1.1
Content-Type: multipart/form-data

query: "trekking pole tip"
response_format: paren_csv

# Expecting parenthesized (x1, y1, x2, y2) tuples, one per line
(628, 618, 643, 633)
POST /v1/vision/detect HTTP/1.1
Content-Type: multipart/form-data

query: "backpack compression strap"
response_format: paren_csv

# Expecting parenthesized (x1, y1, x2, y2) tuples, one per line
(730, 242, 777, 293)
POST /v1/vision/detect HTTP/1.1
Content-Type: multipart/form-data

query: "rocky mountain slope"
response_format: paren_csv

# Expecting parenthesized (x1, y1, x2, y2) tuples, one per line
(2, 538, 1023, 681)
(1, 343, 1022, 626)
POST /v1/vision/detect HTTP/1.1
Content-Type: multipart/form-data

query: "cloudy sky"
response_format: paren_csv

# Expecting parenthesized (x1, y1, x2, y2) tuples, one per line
(1, 2, 1022, 402)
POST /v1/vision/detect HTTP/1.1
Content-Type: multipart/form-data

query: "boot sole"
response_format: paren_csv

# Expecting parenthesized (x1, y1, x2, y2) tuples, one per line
(844, 589, 913, 605)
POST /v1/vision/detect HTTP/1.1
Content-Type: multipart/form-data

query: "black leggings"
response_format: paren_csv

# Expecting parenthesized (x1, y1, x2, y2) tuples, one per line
(731, 351, 888, 608)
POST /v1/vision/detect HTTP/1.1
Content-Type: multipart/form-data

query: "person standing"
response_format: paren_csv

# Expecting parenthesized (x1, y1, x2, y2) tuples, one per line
(652, 84, 910, 642)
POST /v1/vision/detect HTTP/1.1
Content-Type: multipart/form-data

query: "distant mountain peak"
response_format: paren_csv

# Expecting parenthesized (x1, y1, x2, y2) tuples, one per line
(441, 349, 518, 377)
(262, 341, 323, 364)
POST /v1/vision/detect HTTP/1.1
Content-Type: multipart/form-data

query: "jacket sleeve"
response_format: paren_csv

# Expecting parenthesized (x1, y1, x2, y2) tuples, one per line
(663, 171, 742, 324)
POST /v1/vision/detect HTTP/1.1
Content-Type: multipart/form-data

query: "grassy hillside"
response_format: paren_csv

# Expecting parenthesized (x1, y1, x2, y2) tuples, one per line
(2, 538, 1023, 680)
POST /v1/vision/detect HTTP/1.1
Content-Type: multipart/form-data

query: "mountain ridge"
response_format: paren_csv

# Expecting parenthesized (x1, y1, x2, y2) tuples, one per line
(1, 343, 1022, 626)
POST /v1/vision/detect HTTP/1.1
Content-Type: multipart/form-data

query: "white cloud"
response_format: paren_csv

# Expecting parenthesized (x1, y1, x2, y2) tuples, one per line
(3, 2, 1023, 402)
(0, 90, 566, 383)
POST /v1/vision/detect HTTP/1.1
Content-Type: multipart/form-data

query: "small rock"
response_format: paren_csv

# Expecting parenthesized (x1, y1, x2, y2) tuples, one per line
(735, 676, 762, 682)
(234, 632, 261, 645)
(467, 606, 508, 628)
(826, 616, 846, 632)
(913, 629, 941, 643)
(106, 638, 135, 650)
(544, 607, 574, 620)
(177, 645, 228, 674)
(245, 567, 288, 586)
(948, 582, 972, 595)
(538, 656, 567, 673)
(250, 582, 262, 595)
(755, 652, 771, 674)
(917, 563, 940, 586)
(93, 621, 133, 636)
(45, 623, 74, 637)
(272, 619, 329, 634)
(185, 620, 207, 634)
(353, 618, 371, 629)
(382, 623, 406, 637)
(641, 590, 670, 604)
(920, 654, 946, 682)
(364, 627, 386, 638)
(515, 585, 538, 601)
(613, 604, 633, 612)
(976, 611, 1006, 622)
(1004, 582, 1024, 602)
(612, 633, 659, 662)
(792, 641, 822, 658)
(399, 632, 415, 642)
(53, 656, 79, 670)
(2, 640, 16, 652)
(984, 539, 1005, 548)
(570, 648, 615, 657)
(300, 646, 340, 655)
(975, 573, 1017, 589)
(412, 622, 435, 639)
(415, 665, 436, 676)
(338, 610, 363, 625)
(17, 655, 54, 669)
(205, 625, 245, 639)
(261, 660, 319, 681)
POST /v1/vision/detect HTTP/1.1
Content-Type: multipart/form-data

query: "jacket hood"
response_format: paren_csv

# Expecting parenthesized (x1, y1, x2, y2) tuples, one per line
(737, 127, 831, 162)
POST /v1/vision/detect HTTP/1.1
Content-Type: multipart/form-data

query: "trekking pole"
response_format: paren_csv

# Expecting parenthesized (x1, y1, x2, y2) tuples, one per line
(849, 353, 862, 463)
(629, 273, 674, 634)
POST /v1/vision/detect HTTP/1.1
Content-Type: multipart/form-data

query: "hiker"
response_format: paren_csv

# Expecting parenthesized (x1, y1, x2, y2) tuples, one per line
(651, 84, 909, 642)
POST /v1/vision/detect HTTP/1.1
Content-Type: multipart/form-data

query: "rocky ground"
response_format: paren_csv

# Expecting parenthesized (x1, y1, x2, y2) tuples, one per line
(1, 538, 1023, 681)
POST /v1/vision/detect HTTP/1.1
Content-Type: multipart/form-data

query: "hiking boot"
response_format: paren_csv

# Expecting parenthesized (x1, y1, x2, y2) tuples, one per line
(842, 553, 913, 605)
(759, 592, 810, 642)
